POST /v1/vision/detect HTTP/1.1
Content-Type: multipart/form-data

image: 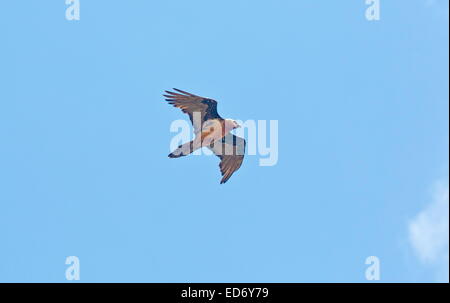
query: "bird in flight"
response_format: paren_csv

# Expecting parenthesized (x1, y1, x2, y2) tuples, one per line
(164, 88, 245, 184)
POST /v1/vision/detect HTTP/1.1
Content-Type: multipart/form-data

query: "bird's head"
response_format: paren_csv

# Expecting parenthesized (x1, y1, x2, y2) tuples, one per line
(225, 119, 241, 131)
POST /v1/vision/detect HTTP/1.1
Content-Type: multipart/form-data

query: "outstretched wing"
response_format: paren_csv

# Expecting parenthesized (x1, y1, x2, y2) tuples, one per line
(164, 88, 222, 132)
(208, 134, 245, 184)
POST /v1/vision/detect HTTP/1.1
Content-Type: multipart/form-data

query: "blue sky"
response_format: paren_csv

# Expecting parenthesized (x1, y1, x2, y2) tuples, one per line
(0, 0, 448, 282)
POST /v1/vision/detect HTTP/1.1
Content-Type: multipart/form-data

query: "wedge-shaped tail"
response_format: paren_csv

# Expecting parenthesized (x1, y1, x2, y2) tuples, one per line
(168, 141, 197, 158)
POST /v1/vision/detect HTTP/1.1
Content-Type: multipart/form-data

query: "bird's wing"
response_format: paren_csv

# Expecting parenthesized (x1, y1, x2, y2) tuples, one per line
(208, 134, 245, 184)
(164, 88, 222, 132)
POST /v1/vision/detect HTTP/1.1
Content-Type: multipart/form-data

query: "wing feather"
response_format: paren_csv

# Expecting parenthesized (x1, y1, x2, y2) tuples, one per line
(164, 88, 222, 132)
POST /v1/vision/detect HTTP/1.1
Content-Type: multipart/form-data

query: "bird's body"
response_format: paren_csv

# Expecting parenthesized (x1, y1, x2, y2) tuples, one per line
(164, 88, 245, 184)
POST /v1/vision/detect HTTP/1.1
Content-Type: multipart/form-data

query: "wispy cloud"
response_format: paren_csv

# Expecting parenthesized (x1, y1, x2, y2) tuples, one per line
(408, 180, 449, 282)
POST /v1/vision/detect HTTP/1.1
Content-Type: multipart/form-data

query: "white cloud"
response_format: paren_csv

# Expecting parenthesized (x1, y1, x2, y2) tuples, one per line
(408, 180, 449, 282)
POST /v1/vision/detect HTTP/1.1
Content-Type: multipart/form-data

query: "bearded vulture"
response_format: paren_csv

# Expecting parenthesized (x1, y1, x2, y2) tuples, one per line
(164, 88, 245, 184)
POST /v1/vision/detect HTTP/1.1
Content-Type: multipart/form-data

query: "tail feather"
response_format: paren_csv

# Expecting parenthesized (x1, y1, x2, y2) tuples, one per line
(168, 141, 197, 158)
